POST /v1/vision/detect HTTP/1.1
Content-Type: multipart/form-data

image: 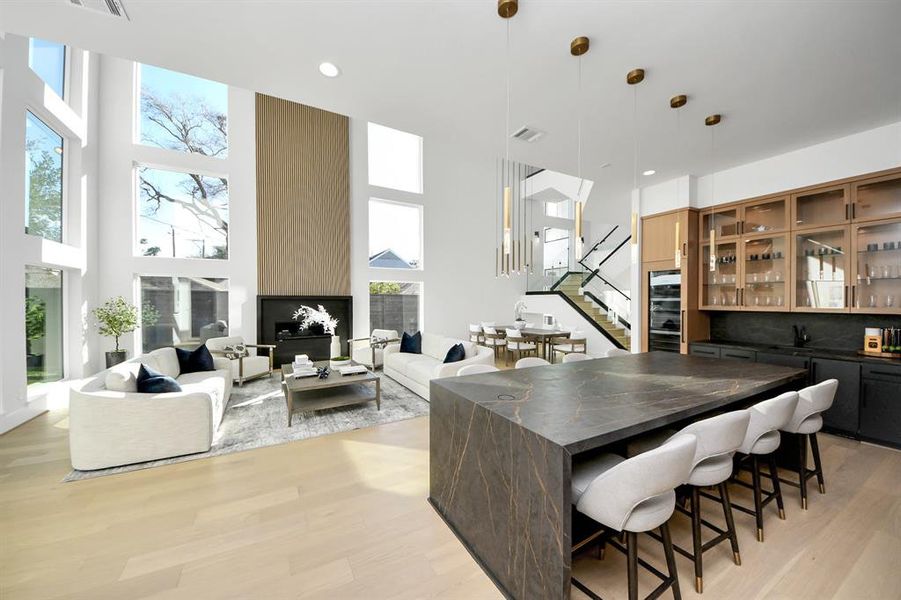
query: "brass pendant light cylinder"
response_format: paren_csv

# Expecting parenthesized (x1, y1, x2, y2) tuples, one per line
(626, 68, 645, 85)
(497, 0, 517, 18)
(670, 94, 688, 108)
(575, 201, 583, 240)
(503, 186, 512, 256)
(570, 36, 589, 56)
(705, 114, 722, 126)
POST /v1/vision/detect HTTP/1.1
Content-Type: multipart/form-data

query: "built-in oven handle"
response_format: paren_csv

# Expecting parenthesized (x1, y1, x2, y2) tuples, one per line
(681, 310, 686, 344)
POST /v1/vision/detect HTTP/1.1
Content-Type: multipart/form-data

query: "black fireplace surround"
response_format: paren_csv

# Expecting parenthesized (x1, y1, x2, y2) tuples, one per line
(257, 295, 353, 365)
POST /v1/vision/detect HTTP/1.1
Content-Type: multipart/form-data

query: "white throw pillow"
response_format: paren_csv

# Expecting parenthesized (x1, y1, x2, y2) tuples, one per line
(460, 341, 477, 358)
(149, 347, 181, 379)
(104, 361, 141, 392)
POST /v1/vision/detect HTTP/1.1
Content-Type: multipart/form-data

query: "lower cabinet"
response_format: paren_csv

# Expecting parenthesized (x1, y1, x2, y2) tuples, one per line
(689, 344, 721, 358)
(811, 358, 860, 436)
(720, 347, 756, 361)
(755, 352, 810, 372)
(860, 365, 901, 448)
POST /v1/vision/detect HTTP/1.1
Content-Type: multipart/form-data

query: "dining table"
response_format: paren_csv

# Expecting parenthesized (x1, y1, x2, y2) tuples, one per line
(428, 352, 807, 599)
(496, 325, 570, 361)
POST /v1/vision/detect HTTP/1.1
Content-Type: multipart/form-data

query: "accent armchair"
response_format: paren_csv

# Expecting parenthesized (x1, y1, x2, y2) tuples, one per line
(349, 329, 400, 369)
(206, 335, 275, 386)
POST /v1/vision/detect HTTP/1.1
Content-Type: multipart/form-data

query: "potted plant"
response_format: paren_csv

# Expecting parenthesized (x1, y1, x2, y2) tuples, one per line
(292, 305, 339, 336)
(93, 296, 139, 367)
(330, 355, 352, 369)
(513, 300, 528, 330)
(25, 296, 46, 369)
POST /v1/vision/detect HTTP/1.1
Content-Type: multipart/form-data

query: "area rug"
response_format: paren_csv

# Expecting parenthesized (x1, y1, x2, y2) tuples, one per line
(63, 374, 429, 482)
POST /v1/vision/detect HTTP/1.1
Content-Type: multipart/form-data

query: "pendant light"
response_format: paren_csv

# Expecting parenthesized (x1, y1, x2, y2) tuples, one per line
(627, 68, 645, 245)
(571, 36, 589, 257)
(706, 113, 722, 273)
(497, 0, 517, 277)
(671, 94, 688, 266)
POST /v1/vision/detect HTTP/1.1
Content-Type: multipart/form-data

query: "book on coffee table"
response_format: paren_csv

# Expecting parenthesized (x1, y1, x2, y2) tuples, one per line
(336, 365, 368, 376)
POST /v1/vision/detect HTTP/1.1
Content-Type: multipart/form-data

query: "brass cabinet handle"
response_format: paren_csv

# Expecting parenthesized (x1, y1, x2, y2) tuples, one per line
(681, 310, 686, 344)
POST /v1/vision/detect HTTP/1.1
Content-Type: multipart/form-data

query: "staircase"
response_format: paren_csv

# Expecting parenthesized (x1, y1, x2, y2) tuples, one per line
(558, 273, 632, 350)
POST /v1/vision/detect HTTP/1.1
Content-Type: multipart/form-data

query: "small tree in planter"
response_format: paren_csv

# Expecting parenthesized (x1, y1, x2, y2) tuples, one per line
(93, 297, 139, 367)
(25, 296, 46, 368)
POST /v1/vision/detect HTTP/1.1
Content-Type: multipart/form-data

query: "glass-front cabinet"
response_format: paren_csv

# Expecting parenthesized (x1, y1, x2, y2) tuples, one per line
(851, 173, 901, 223)
(742, 234, 789, 311)
(701, 241, 739, 309)
(743, 197, 789, 235)
(701, 207, 741, 242)
(792, 226, 850, 312)
(852, 218, 901, 313)
(791, 184, 850, 230)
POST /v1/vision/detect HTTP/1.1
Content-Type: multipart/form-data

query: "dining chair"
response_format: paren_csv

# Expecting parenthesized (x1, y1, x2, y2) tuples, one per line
(780, 379, 837, 509)
(468, 324, 485, 345)
(482, 326, 506, 360)
(605, 348, 631, 357)
(571, 434, 697, 600)
(505, 328, 537, 366)
(551, 330, 586, 363)
(456, 364, 500, 376)
(515, 357, 549, 369)
(562, 353, 590, 363)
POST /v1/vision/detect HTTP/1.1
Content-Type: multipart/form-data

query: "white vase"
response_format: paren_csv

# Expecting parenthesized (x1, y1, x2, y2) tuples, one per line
(330, 335, 341, 358)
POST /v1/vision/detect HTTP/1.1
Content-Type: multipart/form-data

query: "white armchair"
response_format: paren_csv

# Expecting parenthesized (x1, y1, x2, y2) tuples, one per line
(349, 329, 400, 369)
(206, 336, 275, 386)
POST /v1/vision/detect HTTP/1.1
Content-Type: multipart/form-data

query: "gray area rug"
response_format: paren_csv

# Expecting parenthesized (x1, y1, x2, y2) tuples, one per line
(64, 374, 428, 482)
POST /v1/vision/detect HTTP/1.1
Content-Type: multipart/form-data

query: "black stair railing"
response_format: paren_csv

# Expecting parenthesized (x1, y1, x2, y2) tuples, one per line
(576, 226, 632, 331)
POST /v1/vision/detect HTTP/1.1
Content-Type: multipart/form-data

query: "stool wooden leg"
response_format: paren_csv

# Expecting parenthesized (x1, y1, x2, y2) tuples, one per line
(718, 482, 741, 565)
(798, 434, 809, 510)
(751, 456, 764, 542)
(690, 487, 703, 593)
(626, 531, 639, 600)
(768, 454, 786, 520)
(810, 432, 826, 494)
(660, 522, 682, 600)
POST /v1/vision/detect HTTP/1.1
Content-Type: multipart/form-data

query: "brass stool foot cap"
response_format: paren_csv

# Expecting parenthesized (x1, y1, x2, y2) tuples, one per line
(818, 483, 826, 494)
(779, 508, 786, 520)
(696, 577, 703, 594)
(734, 551, 742, 566)
(802, 498, 808, 510)
(597, 548, 605, 560)
(757, 528, 764, 542)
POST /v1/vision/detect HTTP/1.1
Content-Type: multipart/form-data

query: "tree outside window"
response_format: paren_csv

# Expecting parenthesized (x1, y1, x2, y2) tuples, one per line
(25, 112, 64, 243)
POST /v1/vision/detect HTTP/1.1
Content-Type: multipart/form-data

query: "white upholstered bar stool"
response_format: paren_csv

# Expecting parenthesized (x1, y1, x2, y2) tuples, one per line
(456, 364, 499, 376)
(731, 391, 799, 542)
(780, 379, 837, 509)
(515, 357, 549, 369)
(605, 348, 631, 357)
(571, 434, 697, 600)
(562, 353, 590, 363)
(505, 328, 537, 366)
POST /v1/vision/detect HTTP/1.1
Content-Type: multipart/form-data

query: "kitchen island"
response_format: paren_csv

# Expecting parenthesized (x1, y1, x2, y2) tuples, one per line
(428, 352, 807, 599)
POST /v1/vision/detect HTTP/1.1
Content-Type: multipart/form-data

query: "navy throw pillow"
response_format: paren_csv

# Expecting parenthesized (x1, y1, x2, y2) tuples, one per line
(136, 363, 182, 394)
(175, 345, 216, 374)
(400, 331, 422, 354)
(443, 343, 466, 364)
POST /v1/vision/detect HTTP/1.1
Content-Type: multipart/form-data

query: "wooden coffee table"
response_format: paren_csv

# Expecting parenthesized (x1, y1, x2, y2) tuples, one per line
(281, 362, 381, 427)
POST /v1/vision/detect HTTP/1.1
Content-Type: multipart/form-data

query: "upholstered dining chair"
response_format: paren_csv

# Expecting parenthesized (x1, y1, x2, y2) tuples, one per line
(780, 379, 837, 509)
(515, 357, 549, 369)
(456, 364, 500, 376)
(349, 329, 400, 369)
(551, 330, 586, 363)
(206, 336, 275, 386)
(732, 391, 799, 542)
(482, 326, 507, 360)
(505, 328, 537, 366)
(605, 348, 631, 357)
(468, 324, 485, 345)
(571, 434, 697, 600)
(562, 352, 590, 363)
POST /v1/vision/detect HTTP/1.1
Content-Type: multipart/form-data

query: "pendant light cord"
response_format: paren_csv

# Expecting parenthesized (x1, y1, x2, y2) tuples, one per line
(632, 87, 639, 192)
(505, 18, 510, 165)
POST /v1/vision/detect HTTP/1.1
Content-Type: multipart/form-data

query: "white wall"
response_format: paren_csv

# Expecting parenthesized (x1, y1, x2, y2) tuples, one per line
(350, 119, 526, 341)
(0, 33, 100, 433)
(95, 56, 257, 359)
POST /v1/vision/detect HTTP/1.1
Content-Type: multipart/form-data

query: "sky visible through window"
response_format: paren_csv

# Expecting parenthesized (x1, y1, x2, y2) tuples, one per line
(369, 199, 422, 268)
(139, 63, 228, 157)
(29, 38, 65, 98)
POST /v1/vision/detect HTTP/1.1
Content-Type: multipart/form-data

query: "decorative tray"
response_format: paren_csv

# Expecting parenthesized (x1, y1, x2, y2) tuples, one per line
(858, 350, 901, 360)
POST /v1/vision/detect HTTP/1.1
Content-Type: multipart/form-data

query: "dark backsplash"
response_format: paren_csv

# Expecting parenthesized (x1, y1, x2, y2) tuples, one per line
(709, 312, 901, 352)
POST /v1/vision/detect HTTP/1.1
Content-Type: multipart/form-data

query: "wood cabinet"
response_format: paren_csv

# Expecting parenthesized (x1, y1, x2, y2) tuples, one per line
(641, 210, 688, 263)
(850, 217, 901, 313)
(851, 171, 901, 223)
(791, 225, 851, 312)
(699, 232, 790, 311)
(791, 184, 850, 230)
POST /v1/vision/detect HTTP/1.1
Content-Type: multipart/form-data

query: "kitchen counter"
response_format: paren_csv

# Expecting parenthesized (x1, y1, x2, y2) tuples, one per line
(696, 339, 901, 365)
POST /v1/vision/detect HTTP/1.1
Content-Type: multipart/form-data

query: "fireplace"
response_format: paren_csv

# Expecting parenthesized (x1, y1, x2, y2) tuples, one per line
(257, 295, 353, 365)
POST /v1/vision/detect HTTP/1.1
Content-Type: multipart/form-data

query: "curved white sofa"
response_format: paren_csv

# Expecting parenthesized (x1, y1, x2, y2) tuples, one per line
(69, 347, 232, 470)
(383, 333, 495, 400)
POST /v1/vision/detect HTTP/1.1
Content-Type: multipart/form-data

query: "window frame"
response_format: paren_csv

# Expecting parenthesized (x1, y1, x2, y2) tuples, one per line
(28, 37, 68, 101)
(367, 197, 424, 271)
(24, 108, 67, 245)
(132, 161, 231, 261)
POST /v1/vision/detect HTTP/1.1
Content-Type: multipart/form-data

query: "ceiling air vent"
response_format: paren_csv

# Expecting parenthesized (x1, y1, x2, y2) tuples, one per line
(69, 0, 130, 20)
(510, 126, 545, 143)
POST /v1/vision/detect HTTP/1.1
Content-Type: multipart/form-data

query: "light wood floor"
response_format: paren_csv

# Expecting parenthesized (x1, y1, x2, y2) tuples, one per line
(1, 407, 899, 599)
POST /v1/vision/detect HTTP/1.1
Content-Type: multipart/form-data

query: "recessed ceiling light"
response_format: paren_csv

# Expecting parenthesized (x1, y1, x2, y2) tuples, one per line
(318, 62, 341, 78)
(643, 169, 656, 176)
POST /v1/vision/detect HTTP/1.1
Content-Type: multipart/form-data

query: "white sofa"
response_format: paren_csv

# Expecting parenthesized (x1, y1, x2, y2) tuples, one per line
(383, 333, 495, 400)
(350, 329, 400, 368)
(68, 347, 232, 470)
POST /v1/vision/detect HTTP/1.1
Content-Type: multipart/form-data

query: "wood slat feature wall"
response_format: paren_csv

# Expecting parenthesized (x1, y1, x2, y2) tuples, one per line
(256, 93, 350, 295)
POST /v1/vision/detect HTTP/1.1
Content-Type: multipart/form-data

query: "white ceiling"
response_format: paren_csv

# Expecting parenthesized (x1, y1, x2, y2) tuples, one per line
(3, 0, 900, 204)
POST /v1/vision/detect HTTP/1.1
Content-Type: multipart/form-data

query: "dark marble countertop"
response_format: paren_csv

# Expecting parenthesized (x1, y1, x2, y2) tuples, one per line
(432, 352, 806, 454)
(697, 339, 901, 366)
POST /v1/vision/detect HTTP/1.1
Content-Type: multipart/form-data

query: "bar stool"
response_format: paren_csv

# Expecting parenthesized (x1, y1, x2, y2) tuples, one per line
(731, 391, 799, 542)
(505, 328, 538, 366)
(571, 434, 697, 600)
(780, 379, 837, 509)
(515, 356, 549, 369)
(456, 364, 499, 376)
(562, 352, 590, 363)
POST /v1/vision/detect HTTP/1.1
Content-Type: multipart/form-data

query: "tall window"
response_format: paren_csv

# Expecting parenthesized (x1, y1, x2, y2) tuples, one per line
(25, 112, 64, 242)
(369, 281, 422, 334)
(368, 199, 422, 269)
(139, 276, 229, 351)
(28, 38, 65, 98)
(137, 166, 229, 259)
(25, 266, 63, 385)
(367, 122, 423, 193)
(543, 227, 570, 276)
(138, 63, 228, 157)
